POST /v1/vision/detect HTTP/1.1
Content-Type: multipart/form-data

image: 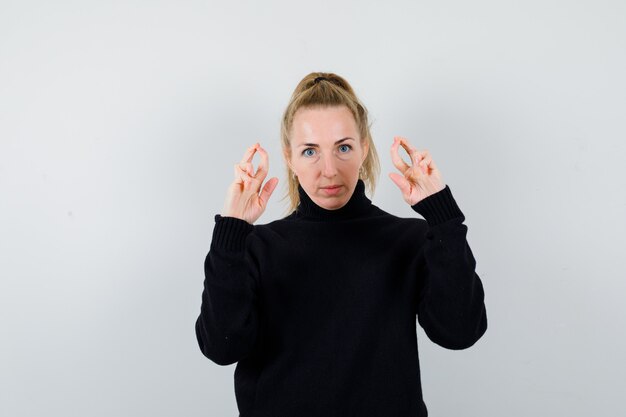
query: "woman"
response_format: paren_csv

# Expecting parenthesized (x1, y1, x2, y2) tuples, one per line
(195, 72, 487, 416)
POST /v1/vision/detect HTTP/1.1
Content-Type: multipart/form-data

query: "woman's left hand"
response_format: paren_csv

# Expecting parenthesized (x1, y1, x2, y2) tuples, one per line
(389, 136, 446, 205)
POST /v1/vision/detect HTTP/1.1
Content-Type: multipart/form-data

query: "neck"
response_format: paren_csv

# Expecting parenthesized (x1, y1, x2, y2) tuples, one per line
(295, 179, 373, 221)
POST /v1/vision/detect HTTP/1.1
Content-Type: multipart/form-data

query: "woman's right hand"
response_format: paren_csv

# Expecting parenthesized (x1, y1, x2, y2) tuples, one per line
(221, 142, 279, 224)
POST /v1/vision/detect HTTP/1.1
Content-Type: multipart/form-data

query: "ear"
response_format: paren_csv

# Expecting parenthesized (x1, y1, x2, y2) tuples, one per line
(361, 139, 369, 163)
(283, 147, 293, 171)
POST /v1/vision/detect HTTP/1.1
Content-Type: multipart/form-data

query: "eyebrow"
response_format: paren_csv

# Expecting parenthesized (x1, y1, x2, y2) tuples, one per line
(298, 137, 355, 147)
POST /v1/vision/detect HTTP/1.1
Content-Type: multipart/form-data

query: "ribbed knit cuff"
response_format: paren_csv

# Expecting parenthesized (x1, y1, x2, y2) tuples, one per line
(211, 215, 254, 252)
(410, 185, 465, 226)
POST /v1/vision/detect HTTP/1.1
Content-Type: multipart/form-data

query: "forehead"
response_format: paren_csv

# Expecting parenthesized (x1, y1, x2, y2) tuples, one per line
(291, 106, 357, 143)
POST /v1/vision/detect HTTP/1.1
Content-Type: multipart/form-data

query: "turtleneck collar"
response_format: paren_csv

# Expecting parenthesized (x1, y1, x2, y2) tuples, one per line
(295, 179, 373, 221)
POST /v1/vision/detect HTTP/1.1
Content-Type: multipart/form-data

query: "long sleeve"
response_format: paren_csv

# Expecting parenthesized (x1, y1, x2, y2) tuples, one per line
(195, 215, 261, 366)
(411, 185, 488, 350)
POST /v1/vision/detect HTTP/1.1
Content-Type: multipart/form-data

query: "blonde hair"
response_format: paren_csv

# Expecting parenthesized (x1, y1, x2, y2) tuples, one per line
(279, 72, 380, 216)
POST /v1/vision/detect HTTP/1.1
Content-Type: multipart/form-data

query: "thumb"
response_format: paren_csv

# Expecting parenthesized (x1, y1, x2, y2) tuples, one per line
(259, 177, 279, 207)
(389, 172, 411, 200)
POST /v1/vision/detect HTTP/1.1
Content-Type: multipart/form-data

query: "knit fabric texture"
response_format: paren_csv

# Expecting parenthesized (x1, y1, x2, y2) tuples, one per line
(196, 179, 487, 417)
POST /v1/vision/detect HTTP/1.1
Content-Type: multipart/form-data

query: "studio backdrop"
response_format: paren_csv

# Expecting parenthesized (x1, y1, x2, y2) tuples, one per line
(1, 1, 624, 416)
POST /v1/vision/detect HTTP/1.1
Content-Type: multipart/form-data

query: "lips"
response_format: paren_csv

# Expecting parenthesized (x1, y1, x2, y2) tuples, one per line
(321, 185, 342, 196)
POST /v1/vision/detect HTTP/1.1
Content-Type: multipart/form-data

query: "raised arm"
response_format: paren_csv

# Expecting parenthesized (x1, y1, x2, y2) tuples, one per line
(195, 215, 261, 365)
(195, 142, 278, 365)
(388, 136, 487, 349)
(412, 185, 488, 350)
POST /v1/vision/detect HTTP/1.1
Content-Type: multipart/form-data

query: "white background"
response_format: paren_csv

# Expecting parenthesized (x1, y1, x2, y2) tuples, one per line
(1, 1, 625, 416)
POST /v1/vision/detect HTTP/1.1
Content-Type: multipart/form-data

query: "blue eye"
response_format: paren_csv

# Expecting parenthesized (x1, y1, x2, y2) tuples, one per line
(338, 144, 352, 153)
(302, 148, 316, 157)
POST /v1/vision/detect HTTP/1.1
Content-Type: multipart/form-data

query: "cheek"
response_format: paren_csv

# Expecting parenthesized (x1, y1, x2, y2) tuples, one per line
(293, 160, 317, 172)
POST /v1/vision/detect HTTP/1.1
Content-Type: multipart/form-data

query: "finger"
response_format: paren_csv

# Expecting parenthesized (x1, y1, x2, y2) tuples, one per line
(239, 166, 252, 187)
(254, 145, 269, 182)
(397, 137, 423, 168)
(390, 137, 411, 173)
(427, 158, 438, 174)
(233, 164, 245, 184)
(417, 151, 436, 174)
(417, 154, 430, 175)
(238, 161, 254, 176)
(258, 177, 279, 207)
(417, 149, 430, 164)
(388, 172, 412, 200)
(234, 164, 255, 188)
(240, 143, 259, 165)
(393, 137, 425, 180)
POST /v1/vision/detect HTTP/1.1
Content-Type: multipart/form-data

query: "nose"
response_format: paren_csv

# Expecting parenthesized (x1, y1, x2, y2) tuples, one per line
(321, 152, 338, 178)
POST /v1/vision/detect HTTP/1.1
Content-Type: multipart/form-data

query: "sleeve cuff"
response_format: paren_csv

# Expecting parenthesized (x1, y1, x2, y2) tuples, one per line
(211, 215, 254, 252)
(410, 185, 465, 226)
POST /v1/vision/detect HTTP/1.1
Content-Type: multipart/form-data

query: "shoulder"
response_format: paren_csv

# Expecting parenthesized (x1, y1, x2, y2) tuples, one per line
(370, 204, 428, 229)
(370, 205, 433, 249)
(250, 205, 430, 238)
(247, 213, 300, 242)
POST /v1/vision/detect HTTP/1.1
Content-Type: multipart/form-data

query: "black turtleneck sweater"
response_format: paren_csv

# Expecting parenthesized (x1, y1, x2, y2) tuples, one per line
(195, 180, 487, 417)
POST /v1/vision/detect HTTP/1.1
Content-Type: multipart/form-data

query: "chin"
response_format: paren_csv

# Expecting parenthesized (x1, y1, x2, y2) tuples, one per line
(318, 197, 348, 210)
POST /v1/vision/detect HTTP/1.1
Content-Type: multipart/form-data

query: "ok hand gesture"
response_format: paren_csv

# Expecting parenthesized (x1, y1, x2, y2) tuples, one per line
(388, 136, 445, 206)
(221, 143, 279, 224)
